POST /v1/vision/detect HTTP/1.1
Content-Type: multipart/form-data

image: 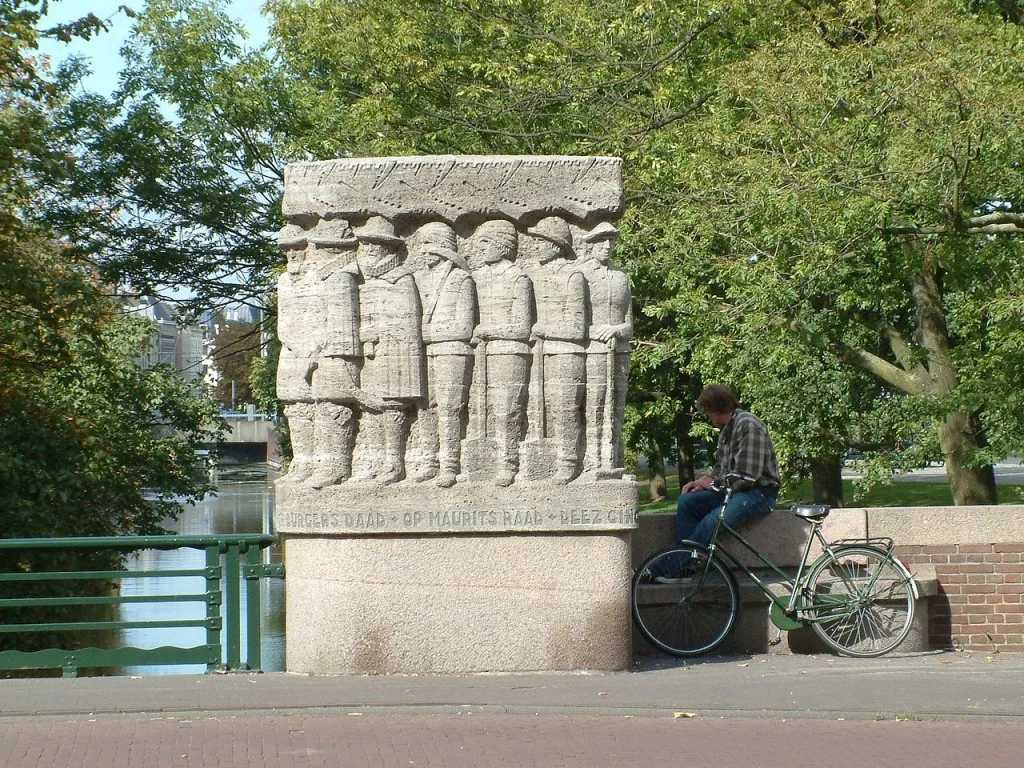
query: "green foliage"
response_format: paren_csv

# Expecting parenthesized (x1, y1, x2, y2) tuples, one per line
(2, 2, 222, 542)
(665, 0, 1024, 496)
(33, 0, 290, 316)
(1, 237, 222, 538)
(210, 317, 261, 409)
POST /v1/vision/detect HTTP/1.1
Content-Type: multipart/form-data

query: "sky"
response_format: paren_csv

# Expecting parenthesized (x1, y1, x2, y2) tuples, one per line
(38, 0, 270, 96)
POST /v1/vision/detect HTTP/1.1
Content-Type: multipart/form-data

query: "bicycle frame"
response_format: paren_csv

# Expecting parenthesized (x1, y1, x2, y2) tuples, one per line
(687, 486, 914, 622)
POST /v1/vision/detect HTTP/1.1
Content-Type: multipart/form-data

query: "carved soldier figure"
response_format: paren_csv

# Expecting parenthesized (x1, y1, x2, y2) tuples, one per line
(411, 221, 477, 487)
(525, 216, 587, 484)
(304, 218, 362, 488)
(353, 216, 425, 485)
(579, 221, 633, 476)
(468, 220, 534, 487)
(277, 219, 361, 487)
(276, 221, 320, 483)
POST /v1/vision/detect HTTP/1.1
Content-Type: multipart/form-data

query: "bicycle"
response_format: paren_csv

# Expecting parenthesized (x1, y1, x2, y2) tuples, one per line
(632, 477, 918, 658)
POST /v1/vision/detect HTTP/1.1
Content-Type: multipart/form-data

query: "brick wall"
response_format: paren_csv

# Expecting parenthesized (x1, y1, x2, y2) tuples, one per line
(897, 544, 1024, 652)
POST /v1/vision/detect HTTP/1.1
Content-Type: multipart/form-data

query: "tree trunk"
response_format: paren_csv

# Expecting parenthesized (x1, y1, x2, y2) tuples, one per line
(811, 455, 843, 506)
(647, 440, 667, 503)
(939, 410, 997, 505)
(910, 250, 997, 505)
(674, 410, 695, 489)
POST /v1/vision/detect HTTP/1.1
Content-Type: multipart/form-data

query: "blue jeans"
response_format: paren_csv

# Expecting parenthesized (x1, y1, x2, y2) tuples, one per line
(674, 487, 777, 548)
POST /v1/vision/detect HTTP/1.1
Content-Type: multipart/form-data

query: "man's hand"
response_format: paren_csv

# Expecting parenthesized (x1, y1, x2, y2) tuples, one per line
(681, 475, 714, 494)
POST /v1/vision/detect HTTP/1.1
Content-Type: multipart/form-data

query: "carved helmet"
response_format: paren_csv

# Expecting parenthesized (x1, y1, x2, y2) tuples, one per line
(307, 218, 357, 249)
(356, 216, 403, 246)
(416, 221, 458, 257)
(416, 221, 471, 271)
(527, 216, 573, 256)
(277, 222, 309, 251)
(580, 221, 619, 243)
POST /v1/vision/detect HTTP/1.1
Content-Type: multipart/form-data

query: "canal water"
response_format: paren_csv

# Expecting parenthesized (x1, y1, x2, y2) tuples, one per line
(118, 464, 285, 675)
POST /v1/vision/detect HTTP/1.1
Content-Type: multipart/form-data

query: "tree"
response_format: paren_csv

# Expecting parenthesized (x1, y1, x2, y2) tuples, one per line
(33, 0, 290, 319)
(2, 1, 222, 541)
(660, 0, 1024, 504)
(1, 239, 221, 538)
(210, 315, 261, 409)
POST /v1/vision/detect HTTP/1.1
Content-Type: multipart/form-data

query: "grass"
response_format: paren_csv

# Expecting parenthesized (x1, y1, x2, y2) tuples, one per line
(636, 474, 1024, 513)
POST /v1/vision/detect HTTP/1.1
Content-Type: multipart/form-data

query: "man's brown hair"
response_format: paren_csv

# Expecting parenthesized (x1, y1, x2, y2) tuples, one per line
(697, 384, 740, 414)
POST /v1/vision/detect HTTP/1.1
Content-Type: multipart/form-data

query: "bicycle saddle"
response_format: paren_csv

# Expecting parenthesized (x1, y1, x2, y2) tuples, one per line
(790, 503, 831, 520)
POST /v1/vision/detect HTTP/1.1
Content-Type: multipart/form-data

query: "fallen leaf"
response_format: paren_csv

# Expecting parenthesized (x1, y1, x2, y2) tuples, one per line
(674, 712, 697, 718)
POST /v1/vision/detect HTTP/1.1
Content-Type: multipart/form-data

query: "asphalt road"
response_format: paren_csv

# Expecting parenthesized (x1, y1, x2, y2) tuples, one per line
(3, 651, 1024, 768)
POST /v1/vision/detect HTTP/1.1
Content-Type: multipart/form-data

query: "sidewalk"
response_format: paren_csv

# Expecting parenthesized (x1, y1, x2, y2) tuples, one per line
(2, 650, 1023, 723)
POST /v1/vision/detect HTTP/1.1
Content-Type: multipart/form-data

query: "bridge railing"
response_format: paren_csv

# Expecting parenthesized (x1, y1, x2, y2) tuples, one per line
(0, 534, 284, 677)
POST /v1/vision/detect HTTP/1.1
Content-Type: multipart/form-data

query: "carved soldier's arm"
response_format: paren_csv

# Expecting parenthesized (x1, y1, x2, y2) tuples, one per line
(324, 271, 360, 357)
(477, 273, 533, 342)
(434, 274, 477, 343)
(544, 271, 586, 342)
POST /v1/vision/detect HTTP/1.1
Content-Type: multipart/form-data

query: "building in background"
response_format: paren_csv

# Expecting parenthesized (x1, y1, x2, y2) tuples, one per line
(118, 294, 211, 384)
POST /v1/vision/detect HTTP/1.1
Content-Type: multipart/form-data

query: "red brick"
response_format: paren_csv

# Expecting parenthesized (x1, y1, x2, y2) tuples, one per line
(959, 564, 996, 574)
(964, 585, 997, 595)
(1004, 614, 1024, 624)
(959, 545, 995, 554)
(997, 584, 1024, 594)
(994, 544, 1024, 554)
(1004, 564, 1024, 573)
(923, 545, 958, 554)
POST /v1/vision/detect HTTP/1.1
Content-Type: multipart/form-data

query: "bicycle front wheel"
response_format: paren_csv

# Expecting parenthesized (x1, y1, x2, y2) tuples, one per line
(805, 545, 915, 657)
(632, 544, 739, 657)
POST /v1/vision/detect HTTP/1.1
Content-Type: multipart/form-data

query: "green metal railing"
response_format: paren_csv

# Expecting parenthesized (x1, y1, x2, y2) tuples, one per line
(0, 534, 284, 677)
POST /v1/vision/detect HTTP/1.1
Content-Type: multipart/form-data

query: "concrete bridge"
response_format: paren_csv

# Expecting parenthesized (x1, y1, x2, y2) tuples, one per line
(206, 409, 279, 465)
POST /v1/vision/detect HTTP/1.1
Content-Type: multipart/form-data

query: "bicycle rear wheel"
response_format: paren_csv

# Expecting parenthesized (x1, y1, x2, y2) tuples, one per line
(805, 545, 915, 657)
(632, 544, 739, 657)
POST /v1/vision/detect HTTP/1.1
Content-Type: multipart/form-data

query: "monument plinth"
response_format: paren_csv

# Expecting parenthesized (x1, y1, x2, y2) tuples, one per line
(275, 155, 636, 674)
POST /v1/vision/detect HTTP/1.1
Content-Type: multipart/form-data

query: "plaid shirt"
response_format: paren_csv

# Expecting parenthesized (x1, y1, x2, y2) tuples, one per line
(712, 409, 781, 492)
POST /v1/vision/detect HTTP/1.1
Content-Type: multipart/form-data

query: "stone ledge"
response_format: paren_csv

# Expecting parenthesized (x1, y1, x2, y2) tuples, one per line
(282, 155, 624, 222)
(633, 505, 1024, 568)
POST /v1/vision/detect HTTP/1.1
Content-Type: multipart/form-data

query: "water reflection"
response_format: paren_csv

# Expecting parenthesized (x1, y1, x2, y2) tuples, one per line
(119, 465, 284, 675)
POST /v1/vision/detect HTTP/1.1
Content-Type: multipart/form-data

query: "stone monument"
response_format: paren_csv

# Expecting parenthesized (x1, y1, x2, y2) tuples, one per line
(275, 156, 637, 674)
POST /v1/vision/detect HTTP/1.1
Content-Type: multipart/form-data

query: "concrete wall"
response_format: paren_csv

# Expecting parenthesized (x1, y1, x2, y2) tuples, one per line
(285, 532, 632, 674)
(634, 505, 1024, 653)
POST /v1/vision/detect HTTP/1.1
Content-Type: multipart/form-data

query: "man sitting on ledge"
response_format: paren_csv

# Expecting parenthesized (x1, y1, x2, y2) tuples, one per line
(655, 384, 780, 583)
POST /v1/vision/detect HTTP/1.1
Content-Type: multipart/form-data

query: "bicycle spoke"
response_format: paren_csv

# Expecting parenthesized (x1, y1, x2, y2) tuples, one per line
(632, 546, 739, 657)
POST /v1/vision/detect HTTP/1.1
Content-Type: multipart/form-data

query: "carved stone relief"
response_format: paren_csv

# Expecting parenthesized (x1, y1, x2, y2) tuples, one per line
(275, 156, 636, 534)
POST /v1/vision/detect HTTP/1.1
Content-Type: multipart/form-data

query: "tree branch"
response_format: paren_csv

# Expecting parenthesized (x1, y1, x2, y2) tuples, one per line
(882, 211, 1024, 236)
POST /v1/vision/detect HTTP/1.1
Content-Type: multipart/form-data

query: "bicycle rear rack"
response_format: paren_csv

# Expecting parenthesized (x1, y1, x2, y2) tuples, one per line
(828, 536, 896, 553)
